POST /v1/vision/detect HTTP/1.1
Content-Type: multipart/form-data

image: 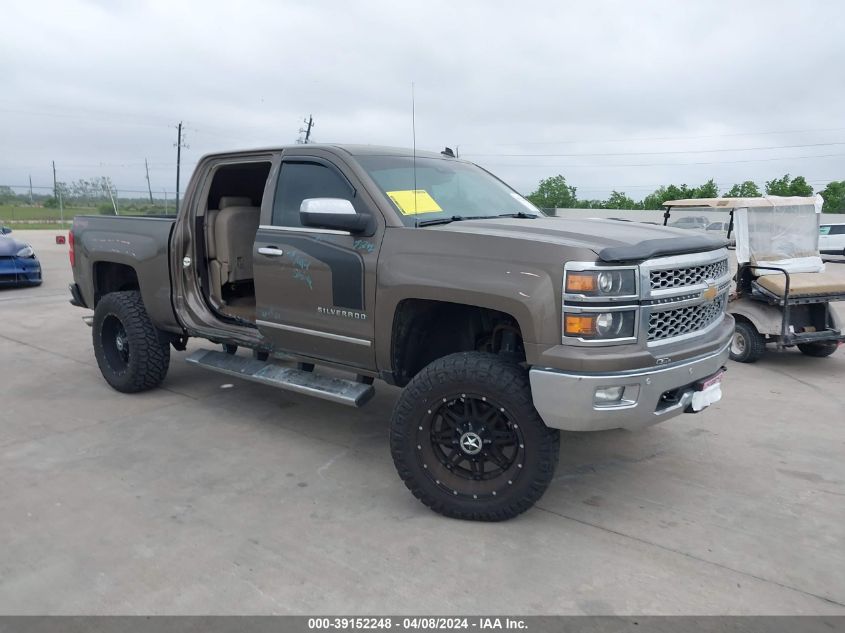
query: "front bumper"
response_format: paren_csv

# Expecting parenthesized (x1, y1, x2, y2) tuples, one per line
(530, 336, 731, 432)
(0, 257, 42, 286)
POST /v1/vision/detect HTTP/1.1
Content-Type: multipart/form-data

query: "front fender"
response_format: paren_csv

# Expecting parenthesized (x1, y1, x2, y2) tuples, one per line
(374, 228, 591, 370)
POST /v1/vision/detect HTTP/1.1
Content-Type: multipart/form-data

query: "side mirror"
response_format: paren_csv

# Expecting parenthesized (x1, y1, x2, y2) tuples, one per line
(300, 198, 368, 233)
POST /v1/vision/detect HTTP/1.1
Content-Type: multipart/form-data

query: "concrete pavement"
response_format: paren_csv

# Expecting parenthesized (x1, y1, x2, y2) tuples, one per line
(0, 230, 844, 614)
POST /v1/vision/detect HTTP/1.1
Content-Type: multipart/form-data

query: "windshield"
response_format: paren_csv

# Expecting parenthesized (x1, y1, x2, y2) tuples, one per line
(357, 155, 541, 227)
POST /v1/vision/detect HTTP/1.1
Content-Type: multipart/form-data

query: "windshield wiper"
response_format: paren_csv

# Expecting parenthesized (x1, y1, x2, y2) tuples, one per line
(417, 212, 537, 227)
(417, 216, 466, 227)
(464, 212, 539, 220)
(490, 211, 538, 219)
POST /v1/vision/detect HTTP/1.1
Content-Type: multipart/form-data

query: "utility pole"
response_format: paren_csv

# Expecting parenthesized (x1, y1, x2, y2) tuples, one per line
(144, 158, 154, 204)
(52, 160, 64, 225)
(28, 175, 33, 205)
(297, 115, 314, 144)
(163, 189, 168, 213)
(175, 121, 189, 212)
(104, 180, 118, 215)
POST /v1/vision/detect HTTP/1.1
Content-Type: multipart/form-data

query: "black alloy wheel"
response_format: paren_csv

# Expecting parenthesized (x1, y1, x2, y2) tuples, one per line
(420, 393, 525, 500)
(390, 352, 560, 521)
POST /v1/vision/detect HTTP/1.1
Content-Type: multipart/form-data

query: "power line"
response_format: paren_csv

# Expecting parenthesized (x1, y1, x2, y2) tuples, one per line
(0, 105, 175, 128)
(479, 151, 845, 169)
(3, 181, 191, 194)
(465, 141, 845, 158)
(7, 175, 840, 196)
(459, 126, 845, 148)
(3, 102, 841, 146)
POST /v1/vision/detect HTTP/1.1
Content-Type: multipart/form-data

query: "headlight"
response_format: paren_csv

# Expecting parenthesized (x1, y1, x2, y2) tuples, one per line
(565, 268, 636, 297)
(564, 310, 636, 340)
(16, 245, 35, 258)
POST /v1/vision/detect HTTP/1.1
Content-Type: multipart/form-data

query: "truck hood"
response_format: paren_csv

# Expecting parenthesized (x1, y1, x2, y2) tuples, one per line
(428, 217, 727, 263)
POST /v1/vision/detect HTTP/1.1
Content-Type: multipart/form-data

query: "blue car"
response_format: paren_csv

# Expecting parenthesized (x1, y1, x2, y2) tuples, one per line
(0, 228, 42, 287)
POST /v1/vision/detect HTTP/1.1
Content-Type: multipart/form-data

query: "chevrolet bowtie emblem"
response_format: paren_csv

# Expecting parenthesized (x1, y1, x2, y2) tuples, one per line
(702, 281, 718, 302)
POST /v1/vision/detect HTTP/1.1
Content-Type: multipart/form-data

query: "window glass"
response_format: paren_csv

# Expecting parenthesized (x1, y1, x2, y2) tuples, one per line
(830, 225, 845, 235)
(819, 225, 831, 235)
(357, 156, 540, 227)
(272, 162, 353, 227)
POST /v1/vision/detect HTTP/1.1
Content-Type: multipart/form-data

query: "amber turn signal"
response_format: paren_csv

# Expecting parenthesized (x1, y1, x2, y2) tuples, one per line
(565, 272, 597, 293)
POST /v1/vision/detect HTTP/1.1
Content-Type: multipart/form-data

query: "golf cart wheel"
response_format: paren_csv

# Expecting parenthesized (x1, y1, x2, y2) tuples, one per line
(390, 352, 560, 521)
(730, 321, 765, 363)
(797, 341, 839, 358)
(93, 291, 170, 393)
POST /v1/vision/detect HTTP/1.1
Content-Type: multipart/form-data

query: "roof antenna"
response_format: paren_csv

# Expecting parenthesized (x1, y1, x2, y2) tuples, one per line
(412, 82, 418, 228)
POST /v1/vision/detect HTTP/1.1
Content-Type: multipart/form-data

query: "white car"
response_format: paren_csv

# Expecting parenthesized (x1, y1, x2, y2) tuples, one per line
(819, 222, 845, 256)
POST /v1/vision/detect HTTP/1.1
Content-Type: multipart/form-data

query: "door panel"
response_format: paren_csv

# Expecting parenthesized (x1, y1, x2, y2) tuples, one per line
(253, 227, 378, 368)
(253, 156, 382, 370)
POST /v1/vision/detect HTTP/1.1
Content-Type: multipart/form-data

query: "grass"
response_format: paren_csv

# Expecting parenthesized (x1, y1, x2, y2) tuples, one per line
(0, 204, 92, 222)
(0, 203, 167, 229)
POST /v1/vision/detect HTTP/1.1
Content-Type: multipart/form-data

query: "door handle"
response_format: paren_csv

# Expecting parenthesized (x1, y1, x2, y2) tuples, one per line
(258, 246, 285, 257)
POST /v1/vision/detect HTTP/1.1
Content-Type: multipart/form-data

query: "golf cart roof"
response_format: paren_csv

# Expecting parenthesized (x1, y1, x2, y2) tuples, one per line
(663, 196, 817, 209)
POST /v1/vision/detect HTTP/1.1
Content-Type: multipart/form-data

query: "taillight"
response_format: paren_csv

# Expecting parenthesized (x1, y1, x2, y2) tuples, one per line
(68, 230, 75, 267)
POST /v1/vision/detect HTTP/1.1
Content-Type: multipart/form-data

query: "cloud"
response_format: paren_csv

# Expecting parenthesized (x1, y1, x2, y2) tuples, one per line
(1, 0, 843, 199)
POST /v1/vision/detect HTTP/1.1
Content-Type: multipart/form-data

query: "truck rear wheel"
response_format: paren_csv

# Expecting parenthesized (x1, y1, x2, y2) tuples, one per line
(93, 291, 170, 393)
(730, 321, 765, 363)
(797, 341, 839, 358)
(390, 352, 560, 521)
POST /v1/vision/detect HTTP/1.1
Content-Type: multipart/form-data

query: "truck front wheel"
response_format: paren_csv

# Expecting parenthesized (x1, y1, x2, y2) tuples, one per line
(93, 291, 170, 393)
(390, 352, 560, 521)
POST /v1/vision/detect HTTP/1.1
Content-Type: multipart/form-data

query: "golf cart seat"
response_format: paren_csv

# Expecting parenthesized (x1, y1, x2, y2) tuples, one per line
(755, 271, 845, 299)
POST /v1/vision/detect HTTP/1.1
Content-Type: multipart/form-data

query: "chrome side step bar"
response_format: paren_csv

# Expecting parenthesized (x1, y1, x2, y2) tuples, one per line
(185, 349, 374, 407)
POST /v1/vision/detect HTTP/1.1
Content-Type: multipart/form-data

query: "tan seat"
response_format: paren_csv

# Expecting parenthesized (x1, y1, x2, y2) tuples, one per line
(208, 196, 259, 301)
(756, 271, 845, 297)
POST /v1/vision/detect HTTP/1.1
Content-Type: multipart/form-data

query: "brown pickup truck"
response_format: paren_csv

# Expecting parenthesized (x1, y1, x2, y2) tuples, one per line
(69, 144, 733, 520)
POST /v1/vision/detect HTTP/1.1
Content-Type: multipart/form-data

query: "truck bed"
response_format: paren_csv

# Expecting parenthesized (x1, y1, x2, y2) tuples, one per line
(70, 214, 179, 331)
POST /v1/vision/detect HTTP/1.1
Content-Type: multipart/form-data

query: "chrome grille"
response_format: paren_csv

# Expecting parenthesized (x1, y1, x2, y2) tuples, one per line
(648, 294, 727, 341)
(650, 259, 729, 290)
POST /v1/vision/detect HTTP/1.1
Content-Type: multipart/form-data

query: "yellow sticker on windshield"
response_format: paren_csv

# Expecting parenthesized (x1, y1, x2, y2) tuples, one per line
(386, 189, 443, 215)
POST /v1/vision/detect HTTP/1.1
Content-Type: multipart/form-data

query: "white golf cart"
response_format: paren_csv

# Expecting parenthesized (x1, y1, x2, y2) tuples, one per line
(662, 196, 845, 362)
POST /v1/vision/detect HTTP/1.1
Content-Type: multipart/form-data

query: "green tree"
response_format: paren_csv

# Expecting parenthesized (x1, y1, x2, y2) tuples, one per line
(641, 186, 671, 210)
(690, 178, 719, 198)
(724, 181, 762, 197)
(765, 174, 813, 196)
(640, 180, 719, 209)
(526, 174, 578, 209)
(819, 180, 845, 213)
(604, 190, 637, 209)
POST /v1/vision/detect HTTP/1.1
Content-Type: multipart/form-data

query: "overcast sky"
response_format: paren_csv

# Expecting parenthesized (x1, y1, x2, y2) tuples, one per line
(1, 0, 843, 201)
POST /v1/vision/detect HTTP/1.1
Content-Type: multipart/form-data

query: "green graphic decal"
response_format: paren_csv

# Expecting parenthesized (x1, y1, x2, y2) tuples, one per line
(286, 250, 313, 290)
